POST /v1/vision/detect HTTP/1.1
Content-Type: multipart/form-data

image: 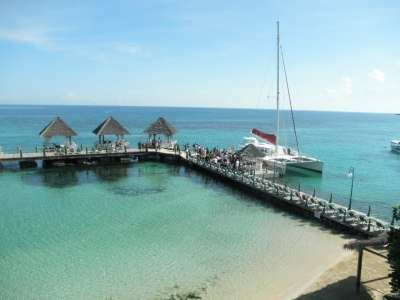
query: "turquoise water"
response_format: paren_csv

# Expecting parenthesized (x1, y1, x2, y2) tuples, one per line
(0, 162, 347, 299)
(1, 105, 399, 220)
(2, 105, 398, 298)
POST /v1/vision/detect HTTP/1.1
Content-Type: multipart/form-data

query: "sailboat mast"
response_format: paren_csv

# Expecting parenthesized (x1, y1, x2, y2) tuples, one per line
(275, 21, 280, 150)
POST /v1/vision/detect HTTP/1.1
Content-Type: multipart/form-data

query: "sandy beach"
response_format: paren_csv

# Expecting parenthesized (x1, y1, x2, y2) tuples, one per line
(297, 247, 391, 299)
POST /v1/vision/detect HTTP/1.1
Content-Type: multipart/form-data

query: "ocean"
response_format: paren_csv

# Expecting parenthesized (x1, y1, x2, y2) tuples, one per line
(0, 105, 399, 299)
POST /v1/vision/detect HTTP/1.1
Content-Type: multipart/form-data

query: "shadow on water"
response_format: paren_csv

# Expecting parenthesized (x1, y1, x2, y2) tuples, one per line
(110, 186, 166, 197)
(21, 164, 132, 188)
(22, 167, 79, 189)
(92, 163, 129, 183)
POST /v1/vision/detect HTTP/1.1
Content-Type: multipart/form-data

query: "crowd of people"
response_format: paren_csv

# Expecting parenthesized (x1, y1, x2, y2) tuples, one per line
(185, 143, 242, 170)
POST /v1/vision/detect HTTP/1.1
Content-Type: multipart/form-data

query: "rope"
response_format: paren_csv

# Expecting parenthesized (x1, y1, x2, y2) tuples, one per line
(280, 45, 300, 155)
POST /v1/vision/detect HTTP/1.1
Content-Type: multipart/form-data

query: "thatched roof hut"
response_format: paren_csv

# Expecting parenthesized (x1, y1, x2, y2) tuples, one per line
(344, 233, 388, 251)
(236, 144, 266, 159)
(143, 117, 177, 144)
(93, 116, 130, 143)
(39, 117, 77, 147)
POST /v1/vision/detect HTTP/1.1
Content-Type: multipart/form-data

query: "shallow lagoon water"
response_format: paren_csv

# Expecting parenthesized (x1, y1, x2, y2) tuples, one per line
(1, 162, 348, 299)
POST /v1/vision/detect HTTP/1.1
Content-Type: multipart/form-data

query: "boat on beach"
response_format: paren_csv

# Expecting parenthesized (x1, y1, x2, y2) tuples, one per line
(241, 22, 323, 175)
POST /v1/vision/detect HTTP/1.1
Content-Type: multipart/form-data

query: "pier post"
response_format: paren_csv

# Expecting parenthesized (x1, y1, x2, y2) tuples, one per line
(298, 183, 300, 192)
(65, 147, 67, 156)
(356, 247, 364, 293)
(124, 146, 127, 153)
(43, 148, 46, 157)
(19, 148, 22, 158)
(290, 190, 293, 201)
(35, 146, 38, 153)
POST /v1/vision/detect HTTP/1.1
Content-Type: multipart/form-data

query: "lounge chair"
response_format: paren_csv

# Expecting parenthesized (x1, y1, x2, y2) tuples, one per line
(345, 210, 358, 224)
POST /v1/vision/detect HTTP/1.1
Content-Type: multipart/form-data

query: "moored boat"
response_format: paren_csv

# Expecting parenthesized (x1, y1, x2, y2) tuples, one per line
(391, 140, 400, 153)
(241, 22, 323, 175)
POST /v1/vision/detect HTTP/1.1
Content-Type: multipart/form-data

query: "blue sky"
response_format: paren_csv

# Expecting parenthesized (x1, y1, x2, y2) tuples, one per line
(0, 0, 399, 112)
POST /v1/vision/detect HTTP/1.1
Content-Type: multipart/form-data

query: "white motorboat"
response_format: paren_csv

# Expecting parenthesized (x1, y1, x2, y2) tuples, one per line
(240, 22, 323, 175)
(391, 140, 400, 153)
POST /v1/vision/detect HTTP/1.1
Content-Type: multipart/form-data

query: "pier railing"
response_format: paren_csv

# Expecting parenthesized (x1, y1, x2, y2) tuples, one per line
(187, 155, 394, 237)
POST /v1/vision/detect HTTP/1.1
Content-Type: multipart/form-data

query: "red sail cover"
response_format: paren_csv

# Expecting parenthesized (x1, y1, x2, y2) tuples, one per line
(252, 128, 276, 144)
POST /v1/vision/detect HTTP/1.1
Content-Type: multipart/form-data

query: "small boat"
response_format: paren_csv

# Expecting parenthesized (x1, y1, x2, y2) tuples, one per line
(391, 140, 400, 153)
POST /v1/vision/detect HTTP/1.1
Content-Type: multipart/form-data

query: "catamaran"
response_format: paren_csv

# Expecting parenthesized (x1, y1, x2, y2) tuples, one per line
(241, 22, 323, 175)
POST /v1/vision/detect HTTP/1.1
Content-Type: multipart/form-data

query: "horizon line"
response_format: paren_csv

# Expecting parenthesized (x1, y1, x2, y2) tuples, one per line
(0, 103, 396, 115)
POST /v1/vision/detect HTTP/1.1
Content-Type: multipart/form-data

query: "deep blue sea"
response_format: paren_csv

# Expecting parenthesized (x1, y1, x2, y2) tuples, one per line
(0, 105, 399, 299)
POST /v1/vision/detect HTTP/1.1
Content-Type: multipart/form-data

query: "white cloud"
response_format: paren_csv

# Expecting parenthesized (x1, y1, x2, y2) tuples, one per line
(341, 76, 352, 96)
(368, 68, 385, 83)
(0, 27, 63, 49)
(64, 91, 78, 102)
(325, 77, 352, 99)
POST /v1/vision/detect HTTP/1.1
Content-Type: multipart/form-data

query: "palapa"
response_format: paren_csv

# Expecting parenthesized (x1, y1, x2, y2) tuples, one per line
(344, 233, 388, 251)
(39, 117, 77, 148)
(93, 116, 130, 137)
(39, 117, 77, 138)
(143, 117, 177, 136)
(143, 117, 177, 146)
(236, 144, 266, 159)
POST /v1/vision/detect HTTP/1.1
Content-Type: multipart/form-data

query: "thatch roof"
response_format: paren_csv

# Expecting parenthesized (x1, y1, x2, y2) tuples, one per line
(93, 116, 131, 136)
(39, 117, 77, 138)
(344, 233, 388, 251)
(236, 144, 266, 159)
(143, 117, 177, 136)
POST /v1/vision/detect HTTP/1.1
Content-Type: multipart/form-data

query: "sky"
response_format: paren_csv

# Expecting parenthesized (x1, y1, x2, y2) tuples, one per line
(0, 0, 399, 113)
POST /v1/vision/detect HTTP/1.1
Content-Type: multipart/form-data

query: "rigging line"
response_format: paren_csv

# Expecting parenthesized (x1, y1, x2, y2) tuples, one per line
(280, 45, 300, 155)
(256, 41, 275, 110)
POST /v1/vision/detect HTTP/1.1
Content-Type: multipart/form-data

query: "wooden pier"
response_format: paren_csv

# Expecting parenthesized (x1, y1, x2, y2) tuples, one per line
(0, 147, 181, 167)
(0, 147, 393, 238)
(183, 156, 392, 238)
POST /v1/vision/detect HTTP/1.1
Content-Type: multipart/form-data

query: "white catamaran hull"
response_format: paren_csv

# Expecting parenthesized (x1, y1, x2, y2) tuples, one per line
(286, 159, 324, 173)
